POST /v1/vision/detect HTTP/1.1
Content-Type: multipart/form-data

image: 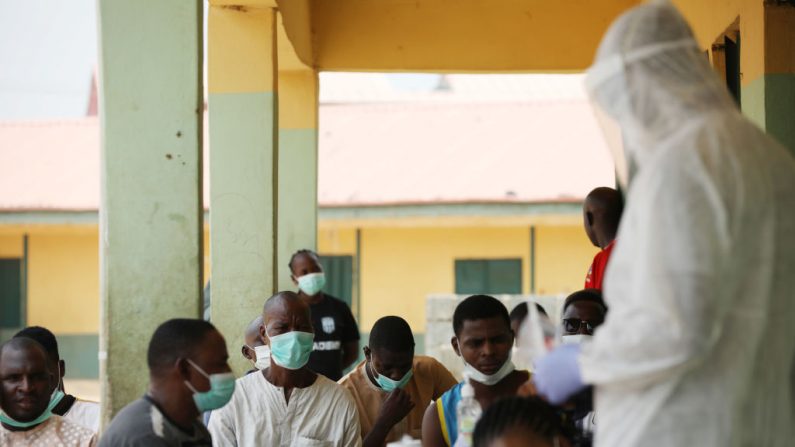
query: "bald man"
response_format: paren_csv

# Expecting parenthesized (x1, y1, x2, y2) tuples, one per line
(208, 291, 362, 446)
(241, 315, 269, 374)
(582, 187, 624, 290)
(0, 338, 96, 446)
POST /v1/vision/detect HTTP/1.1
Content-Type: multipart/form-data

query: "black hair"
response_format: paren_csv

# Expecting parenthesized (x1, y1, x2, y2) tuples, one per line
(369, 316, 415, 352)
(288, 249, 319, 272)
(473, 396, 566, 447)
(14, 326, 59, 361)
(509, 302, 549, 323)
(562, 289, 608, 314)
(453, 295, 511, 336)
(147, 319, 217, 372)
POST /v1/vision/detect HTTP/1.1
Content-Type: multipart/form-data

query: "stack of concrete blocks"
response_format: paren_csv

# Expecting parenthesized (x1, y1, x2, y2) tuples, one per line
(425, 294, 565, 380)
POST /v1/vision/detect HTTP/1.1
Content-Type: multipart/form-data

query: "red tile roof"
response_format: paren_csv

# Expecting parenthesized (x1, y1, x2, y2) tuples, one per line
(0, 100, 613, 211)
(318, 100, 614, 206)
(0, 118, 99, 211)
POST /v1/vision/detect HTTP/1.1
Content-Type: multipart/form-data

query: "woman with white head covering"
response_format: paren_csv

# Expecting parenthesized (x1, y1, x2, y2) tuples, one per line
(533, 2, 795, 446)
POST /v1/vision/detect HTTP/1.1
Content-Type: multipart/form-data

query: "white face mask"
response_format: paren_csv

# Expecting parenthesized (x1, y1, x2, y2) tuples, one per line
(458, 340, 516, 385)
(248, 344, 271, 370)
(561, 334, 593, 345)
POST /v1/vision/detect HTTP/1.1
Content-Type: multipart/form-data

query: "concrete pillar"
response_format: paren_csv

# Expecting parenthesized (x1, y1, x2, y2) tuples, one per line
(97, 0, 204, 422)
(208, 4, 279, 374)
(277, 70, 319, 291)
(742, 3, 795, 156)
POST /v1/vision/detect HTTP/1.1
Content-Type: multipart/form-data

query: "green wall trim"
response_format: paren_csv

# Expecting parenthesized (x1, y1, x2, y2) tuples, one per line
(0, 203, 583, 226)
(58, 334, 100, 379)
(0, 211, 98, 225)
(0, 332, 99, 379)
(319, 202, 582, 221)
(742, 76, 766, 130)
(742, 73, 795, 156)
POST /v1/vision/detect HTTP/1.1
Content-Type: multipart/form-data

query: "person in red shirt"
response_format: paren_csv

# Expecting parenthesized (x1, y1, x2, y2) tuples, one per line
(583, 187, 623, 290)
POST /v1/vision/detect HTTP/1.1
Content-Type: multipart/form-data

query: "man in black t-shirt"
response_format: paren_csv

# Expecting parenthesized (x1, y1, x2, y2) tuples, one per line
(289, 249, 360, 381)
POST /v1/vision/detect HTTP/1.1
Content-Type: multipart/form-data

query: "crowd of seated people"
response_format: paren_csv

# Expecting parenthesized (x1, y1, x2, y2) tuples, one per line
(2, 207, 617, 446)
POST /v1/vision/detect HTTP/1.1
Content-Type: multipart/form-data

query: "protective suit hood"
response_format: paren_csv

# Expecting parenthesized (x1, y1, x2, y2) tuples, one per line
(577, 2, 795, 447)
(584, 1, 736, 186)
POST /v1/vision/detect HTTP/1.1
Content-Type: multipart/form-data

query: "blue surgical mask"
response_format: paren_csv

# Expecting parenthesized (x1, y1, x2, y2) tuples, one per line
(297, 272, 326, 296)
(369, 362, 413, 392)
(267, 330, 314, 370)
(184, 359, 235, 412)
(0, 390, 64, 428)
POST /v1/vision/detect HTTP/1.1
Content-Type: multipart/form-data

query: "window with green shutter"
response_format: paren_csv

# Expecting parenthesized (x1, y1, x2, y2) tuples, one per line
(0, 259, 22, 329)
(319, 255, 354, 308)
(454, 259, 522, 295)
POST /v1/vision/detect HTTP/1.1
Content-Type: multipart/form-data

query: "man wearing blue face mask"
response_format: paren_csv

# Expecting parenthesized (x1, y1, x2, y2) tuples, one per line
(422, 295, 531, 447)
(340, 316, 457, 446)
(290, 249, 361, 381)
(100, 319, 233, 446)
(208, 291, 362, 446)
(0, 337, 96, 446)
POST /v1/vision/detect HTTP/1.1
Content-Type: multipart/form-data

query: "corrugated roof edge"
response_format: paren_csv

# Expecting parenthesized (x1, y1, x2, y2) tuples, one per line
(0, 201, 584, 225)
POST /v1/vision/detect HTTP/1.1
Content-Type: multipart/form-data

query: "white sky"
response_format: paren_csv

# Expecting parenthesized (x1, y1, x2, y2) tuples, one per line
(0, 0, 586, 120)
(0, 0, 98, 120)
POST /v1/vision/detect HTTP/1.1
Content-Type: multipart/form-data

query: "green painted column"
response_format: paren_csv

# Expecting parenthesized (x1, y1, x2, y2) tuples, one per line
(743, 74, 795, 155)
(741, 3, 795, 156)
(208, 4, 279, 375)
(97, 0, 204, 423)
(277, 70, 319, 291)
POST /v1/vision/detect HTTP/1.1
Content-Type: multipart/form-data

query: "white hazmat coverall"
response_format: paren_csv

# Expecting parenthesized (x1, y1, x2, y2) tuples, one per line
(578, 3, 795, 447)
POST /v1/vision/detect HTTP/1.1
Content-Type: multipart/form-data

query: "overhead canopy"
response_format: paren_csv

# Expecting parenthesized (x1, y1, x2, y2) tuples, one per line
(275, 0, 642, 72)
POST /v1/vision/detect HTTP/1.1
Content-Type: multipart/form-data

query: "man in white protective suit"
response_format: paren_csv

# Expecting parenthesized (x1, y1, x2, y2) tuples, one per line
(532, 2, 795, 447)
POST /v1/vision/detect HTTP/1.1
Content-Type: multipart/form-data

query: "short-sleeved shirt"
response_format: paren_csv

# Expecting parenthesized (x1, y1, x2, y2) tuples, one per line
(99, 396, 211, 447)
(584, 240, 616, 290)
(307, 293, 360, 381)
(0, 415, 96, 447)
(339, 356, 458, 444)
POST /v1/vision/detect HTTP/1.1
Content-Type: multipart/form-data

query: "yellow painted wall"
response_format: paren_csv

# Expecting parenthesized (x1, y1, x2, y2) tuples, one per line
(3, 222, 594, 338)
(673, 0, 764, 85)
(357, 227, 530, 333)
(318, 225, 596, 333)
(27, 231, 99, 334)
(535, 225, 597, 295)
(305, 0, 640, 72)
(318, 227, 357, 255)
(0, 235, 23, 257)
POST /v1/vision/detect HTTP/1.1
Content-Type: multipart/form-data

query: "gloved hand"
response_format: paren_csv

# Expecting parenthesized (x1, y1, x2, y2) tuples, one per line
(532, 343, 586, 405)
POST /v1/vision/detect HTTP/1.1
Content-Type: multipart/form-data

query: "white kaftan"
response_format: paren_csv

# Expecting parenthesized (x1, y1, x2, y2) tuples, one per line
(208, 371, 361, 447)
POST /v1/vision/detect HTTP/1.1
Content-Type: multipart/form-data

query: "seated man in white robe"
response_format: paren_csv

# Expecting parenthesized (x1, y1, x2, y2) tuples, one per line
(209, 291, 361, 446)
(0, 337, 96, 446)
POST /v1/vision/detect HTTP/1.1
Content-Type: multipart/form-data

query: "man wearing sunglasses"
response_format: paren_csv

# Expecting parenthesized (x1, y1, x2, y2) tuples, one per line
(559, 289, 607, 447)
(560, 290, 607, 345)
